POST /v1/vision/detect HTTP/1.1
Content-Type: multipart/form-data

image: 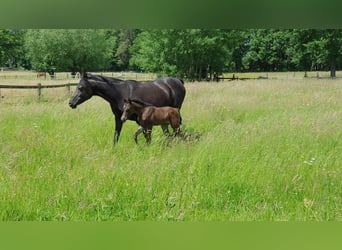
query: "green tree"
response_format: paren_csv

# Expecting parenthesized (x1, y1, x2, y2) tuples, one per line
(241, 29, 297, 72)
(288, 29, 342, 77)
(323, 29, 342, 77)
(0, 29, 24, 68)
(24, 29, 116, 74)
(130, 30, 174, 75)
(130, 29, 237, 81)
(113, 29, 140, 70)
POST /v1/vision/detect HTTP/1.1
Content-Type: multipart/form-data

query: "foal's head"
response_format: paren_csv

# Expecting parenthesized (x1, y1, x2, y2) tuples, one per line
(121, 98, 149, 122)
(121, 99, 134, 122)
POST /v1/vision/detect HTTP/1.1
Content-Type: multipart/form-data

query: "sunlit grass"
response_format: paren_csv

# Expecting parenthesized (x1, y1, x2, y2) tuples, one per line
(1, 78, 342, 221)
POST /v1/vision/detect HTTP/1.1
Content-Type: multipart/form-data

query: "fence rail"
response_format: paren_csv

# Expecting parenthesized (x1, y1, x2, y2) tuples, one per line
(0, 83, 78, 89)
(0, 82, 78, 100)
(0, 72, 157, 81)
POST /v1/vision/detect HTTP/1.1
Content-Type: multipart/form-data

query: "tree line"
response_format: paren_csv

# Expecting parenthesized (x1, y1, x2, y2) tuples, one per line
(1, 29, 341, 80)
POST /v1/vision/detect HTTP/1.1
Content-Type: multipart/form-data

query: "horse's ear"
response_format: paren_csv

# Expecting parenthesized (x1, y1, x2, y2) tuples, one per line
(81, 72, 90, 79)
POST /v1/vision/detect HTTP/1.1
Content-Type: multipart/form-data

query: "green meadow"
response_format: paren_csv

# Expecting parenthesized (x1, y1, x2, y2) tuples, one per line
(0, 78, 341, 221)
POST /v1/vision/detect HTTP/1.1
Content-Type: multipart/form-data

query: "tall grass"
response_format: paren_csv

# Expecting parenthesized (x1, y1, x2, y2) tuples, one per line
(1, 79, 341, 221)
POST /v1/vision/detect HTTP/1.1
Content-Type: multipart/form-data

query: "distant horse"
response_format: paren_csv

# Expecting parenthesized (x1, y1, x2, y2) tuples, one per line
(69, 73, 186, 145)
(36, 72, 46, 78)
(121, 98, 181, 144)
(71, 72, 81, 79)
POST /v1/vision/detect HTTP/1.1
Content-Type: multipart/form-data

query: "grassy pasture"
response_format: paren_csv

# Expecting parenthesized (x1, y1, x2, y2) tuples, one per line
(0, 77, 342, 221)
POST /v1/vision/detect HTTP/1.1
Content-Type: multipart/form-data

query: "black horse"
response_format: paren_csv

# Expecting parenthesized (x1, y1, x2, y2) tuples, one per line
(69, 74, 186, 145)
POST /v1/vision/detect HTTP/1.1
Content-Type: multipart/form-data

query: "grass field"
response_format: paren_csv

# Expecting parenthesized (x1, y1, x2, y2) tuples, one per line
(1, 77, 342, 221)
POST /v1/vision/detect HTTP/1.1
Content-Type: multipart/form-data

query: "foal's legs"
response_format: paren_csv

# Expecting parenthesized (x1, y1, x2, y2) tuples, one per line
(161, 124, 170, 136)
(145, 128, 152, 144)
(173, 126, 181, 136)
(134, 126, 153, 144)
(134, 126, 144, 144)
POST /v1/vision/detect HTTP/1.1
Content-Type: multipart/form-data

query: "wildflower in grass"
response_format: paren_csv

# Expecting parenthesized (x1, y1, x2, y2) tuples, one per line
(304, 157, 316, 166)
(303, 198, 314, 209)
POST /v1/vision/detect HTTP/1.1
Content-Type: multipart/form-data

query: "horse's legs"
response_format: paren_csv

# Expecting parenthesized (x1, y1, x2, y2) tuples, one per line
(145, 128, 152, 144)
(134, 126, 144, 144)
(161, 125, 170, 136)
(114, 116, 123, 145)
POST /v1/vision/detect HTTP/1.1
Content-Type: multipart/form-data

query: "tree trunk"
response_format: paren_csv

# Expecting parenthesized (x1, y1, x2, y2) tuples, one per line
(330, 63, 336, 78)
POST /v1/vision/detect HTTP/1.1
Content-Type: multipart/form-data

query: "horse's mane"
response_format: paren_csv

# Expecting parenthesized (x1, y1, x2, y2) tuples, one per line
(85, 74, 144, 87)
(90, 74, 123, 83)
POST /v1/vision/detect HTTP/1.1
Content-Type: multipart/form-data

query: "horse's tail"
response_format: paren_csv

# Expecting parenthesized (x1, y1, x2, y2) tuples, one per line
(177, 108, 182, 125)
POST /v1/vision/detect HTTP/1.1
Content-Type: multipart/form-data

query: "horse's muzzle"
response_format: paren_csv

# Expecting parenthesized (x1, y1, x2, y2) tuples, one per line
(69, 102, 77, 109)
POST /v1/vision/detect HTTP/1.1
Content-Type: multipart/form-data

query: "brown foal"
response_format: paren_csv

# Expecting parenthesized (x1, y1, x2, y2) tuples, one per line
(121, 98, 181, 144)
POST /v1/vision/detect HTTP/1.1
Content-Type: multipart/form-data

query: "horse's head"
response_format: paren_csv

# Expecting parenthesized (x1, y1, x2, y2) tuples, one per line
(121, 99, 133, 122)
(69, 74, 94, 109)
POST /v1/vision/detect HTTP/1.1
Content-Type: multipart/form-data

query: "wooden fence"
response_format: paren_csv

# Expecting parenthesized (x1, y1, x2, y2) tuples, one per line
(0, 72, 157, 81)
(214, 74, 269, 82)
(0, 82, 78, 101)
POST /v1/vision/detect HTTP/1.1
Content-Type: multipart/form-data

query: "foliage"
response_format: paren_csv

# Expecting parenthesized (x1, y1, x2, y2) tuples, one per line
(0, 29, 24, 68)
(130, 29, 342, 79)
(130, 29, 239, 81)
(294, 29, 342, 76)
(2, 28, 342, 78)
(241, 29, 298, 71)
(113, 29, 141, 71)
(24, 29, 116, 73)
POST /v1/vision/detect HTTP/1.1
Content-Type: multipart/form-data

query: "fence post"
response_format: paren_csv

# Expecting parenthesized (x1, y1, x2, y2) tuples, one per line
(37, 83, 42, 100)
(66, 83, 71, 95)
